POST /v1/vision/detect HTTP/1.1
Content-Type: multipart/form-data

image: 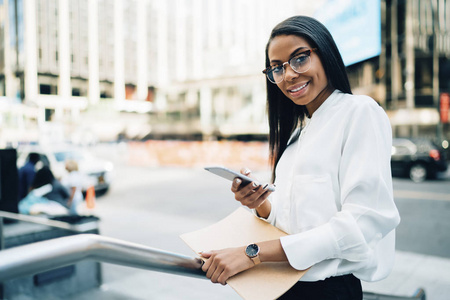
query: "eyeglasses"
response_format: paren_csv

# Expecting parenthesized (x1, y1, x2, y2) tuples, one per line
(262, 48, 317, 84)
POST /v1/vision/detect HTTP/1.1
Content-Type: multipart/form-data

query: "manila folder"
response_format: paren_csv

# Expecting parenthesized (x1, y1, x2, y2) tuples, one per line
(180, 207, 307, 300)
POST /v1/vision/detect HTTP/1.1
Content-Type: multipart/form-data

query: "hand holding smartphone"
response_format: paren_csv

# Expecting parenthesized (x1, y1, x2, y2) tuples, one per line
(204, 166, 275, 192)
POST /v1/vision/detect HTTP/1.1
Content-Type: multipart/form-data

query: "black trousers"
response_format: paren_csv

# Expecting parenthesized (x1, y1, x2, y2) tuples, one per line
(277, 274, 363, 300)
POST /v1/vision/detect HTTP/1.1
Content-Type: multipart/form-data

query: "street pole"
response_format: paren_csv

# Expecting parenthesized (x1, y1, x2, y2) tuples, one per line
(391, 0, 399, 111)
(405, 0, 417, 136)
(379, 0, 387, 109)
(432, 0, 442, 143)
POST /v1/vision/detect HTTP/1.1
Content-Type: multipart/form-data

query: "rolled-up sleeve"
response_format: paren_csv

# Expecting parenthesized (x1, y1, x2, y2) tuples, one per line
(280, 100, 400, 280)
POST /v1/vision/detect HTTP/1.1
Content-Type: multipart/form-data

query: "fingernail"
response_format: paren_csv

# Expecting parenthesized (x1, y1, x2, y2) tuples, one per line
(252, 182, 259, 188)
(236, 178, 242, 184)
(244, 168, 251, 175)
(263, 183, 269, 190)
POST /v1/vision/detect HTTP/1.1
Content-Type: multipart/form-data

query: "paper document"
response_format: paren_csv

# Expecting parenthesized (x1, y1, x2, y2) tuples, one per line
(180, 207, 307, 300)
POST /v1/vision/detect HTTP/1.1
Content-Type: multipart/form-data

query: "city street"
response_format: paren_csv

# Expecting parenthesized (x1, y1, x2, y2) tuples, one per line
(73, 143, 450, 300)
(2, 0, 449, 298)
(393, 176, 450, 258)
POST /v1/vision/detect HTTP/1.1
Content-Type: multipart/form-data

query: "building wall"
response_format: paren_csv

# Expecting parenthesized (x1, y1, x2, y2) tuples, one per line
(1, 0, 447, 142)
(344, 0, 450, 141)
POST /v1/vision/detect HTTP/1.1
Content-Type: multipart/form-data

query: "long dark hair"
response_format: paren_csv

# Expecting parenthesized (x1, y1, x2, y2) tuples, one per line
(265, 16, 352, 181)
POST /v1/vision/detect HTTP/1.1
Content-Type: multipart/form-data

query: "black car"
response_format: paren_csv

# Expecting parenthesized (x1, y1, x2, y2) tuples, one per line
(391, 138, 448, 182)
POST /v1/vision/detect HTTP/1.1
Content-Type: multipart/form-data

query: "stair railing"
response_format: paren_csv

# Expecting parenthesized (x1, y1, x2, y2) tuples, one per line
(0, 212, 205, 282)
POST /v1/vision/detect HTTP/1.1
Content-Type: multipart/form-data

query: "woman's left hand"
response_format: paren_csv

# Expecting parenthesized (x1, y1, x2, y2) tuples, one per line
(200, 247, 255, 285)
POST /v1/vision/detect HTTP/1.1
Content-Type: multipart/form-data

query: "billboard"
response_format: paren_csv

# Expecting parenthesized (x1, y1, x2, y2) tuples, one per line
(314, 0, 382, 66)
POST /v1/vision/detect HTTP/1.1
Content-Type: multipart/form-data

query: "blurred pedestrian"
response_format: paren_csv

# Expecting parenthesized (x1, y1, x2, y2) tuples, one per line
(18, 166, 68, 215)
(200, 16, 400, 300)
(33, 166, 71, 208)
(18, 152, 40, 200)
(61, 160, 84, 215)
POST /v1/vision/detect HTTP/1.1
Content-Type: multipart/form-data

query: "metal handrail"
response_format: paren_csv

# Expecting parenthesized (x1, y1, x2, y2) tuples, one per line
(0, 233, 205, 282)
(0, 211, 98, 232)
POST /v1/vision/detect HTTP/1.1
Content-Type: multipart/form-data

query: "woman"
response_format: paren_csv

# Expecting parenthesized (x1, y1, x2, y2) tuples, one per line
(200, 16, 400, 299)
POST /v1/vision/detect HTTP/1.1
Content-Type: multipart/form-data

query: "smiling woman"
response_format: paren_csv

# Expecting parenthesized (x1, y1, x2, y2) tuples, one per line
(200, 16, 400, 300)
(267, 35, 332, 113)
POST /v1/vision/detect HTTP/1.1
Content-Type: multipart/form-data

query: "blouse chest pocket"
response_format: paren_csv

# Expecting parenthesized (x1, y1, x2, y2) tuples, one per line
(290, 174, 338, 233)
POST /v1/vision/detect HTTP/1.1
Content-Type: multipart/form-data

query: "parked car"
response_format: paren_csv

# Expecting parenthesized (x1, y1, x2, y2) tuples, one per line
(17, 144, 113, 195)
(391, 138, 448, 182)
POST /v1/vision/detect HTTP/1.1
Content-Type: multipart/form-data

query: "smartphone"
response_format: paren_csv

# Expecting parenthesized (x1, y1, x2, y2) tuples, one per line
(204, 166, 275, 192)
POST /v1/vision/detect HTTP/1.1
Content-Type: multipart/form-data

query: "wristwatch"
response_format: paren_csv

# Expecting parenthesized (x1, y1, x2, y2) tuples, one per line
(245, 243, 261, 265)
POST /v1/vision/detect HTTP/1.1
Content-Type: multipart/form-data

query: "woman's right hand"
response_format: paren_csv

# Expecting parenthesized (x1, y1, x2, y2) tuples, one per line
(231, 168, 273, 213)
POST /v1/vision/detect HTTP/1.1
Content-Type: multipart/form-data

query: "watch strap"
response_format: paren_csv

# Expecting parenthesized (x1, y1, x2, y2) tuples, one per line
(251, 254, 261, 265)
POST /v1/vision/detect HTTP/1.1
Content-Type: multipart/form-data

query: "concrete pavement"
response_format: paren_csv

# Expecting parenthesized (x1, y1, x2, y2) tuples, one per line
(362, 250, 450, 299)
(69, 145, 450, 299)
(70, 250, 450, 300)
(67, 203, 450, 300)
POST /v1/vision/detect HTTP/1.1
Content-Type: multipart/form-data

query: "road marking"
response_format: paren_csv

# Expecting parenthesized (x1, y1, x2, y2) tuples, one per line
(394, 190, 450, 201)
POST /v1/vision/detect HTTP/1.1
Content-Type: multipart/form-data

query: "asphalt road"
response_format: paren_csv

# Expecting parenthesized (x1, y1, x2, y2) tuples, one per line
(393, 176, 450, 258)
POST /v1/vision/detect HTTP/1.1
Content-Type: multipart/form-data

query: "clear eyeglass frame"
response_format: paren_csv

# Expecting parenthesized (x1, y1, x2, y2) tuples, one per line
(262, 48, 317, 84)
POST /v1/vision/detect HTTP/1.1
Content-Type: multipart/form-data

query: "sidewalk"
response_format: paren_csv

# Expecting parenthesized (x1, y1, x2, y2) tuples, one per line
(65, 158, 450, 299)
(70, 249, 450, 300)
(362, 250, 450, 300)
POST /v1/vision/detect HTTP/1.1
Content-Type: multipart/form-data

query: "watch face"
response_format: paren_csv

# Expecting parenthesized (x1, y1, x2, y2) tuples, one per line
(246, 244, 259, 257)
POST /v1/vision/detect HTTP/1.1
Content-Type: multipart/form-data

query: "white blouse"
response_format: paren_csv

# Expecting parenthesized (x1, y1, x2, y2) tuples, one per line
(265, 90, 400, 282)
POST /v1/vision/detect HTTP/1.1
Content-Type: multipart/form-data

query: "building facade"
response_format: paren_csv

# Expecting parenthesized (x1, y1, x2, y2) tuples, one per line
(347, 0, 450, 142)
(0, 0, 448, 143)
(0, 0, 319, 142)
